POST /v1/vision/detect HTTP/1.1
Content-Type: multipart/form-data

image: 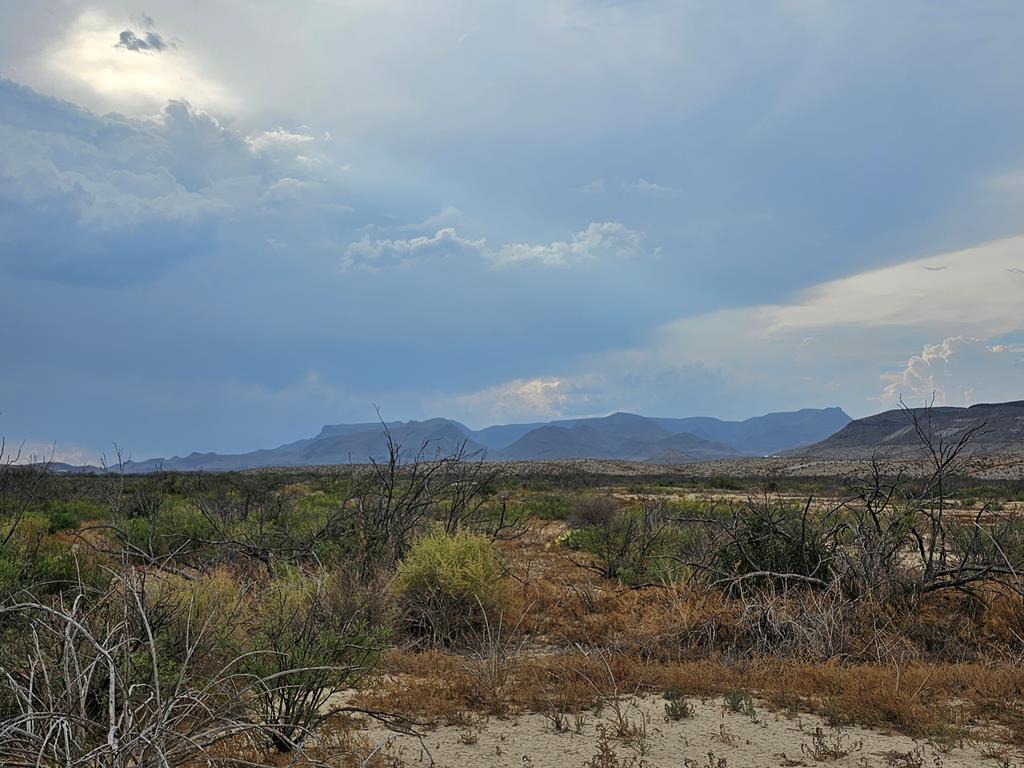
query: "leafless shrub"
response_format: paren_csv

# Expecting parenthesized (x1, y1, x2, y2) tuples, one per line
(571, 495, 623, 529)
(583, 723, 653, 768)
(0, 569, 264, 767)
(1, 438, 53, 551)
(335, 419, 496, 579)
(476, 491, 531, 541)
(800, 726, 862, 761)
(0, 562, 407, 764)
(544, 707, 569, 733)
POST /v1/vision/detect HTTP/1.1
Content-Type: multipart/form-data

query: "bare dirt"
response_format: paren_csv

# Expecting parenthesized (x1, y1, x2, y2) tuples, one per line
(351, 694, 1010, 767)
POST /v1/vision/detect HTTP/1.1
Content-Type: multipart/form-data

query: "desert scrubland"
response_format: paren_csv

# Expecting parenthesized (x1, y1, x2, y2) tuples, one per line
(2, 423, 1024, 767)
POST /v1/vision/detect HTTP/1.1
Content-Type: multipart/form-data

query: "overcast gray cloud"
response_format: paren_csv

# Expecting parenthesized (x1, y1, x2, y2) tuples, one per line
(0, 79, 337, 284)
(1, 2, 1024, 458)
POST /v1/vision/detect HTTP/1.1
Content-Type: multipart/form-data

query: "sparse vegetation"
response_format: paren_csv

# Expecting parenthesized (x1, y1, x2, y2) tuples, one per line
(663, 685, 694, 721)
(2, 405, 1023, 765)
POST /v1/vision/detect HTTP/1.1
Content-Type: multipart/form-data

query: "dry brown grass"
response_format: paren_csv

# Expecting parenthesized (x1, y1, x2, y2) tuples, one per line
(353, 521, 1024, 748)
(192, 720, 409, 768)
(359, 650, 1024, 743)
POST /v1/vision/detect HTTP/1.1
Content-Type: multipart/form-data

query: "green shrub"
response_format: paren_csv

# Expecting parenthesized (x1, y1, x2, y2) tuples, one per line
(714, 500, 835, 585)
(564, 496, 675, 586)
(41, 499, 106, 532)
(723, 688, 756, 717)
(664, 685, 695, 721)
(526, 492, 575, 521)
(144, 569, 248, 681)
(392, 530, 506, 646)
(117, 501, 218, 561)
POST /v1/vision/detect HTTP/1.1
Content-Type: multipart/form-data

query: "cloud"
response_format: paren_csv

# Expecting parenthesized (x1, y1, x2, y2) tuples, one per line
(341, 221, 651, 271)
(445, 377, 578, 423)
(115, 29, 171, 54)
(265, 177, 317, 201)
(42, 10, 231, 113)
(340, 227, 486, 272)
(436, 235, 1024, 421)
(496, 222, 650, 267)
(762, 236, 1024, 338)
(622, 178, 678, 195)
(3, 439, 101, 466)
(880, 337, 1024, 407)
(576, 178, 605, 194)
(439, 362, 730, 425)
(399, 206, 464, 232)
(624, 237, 1024, 412)
(0, 80, 330, 284)
(246, 129, 317, 156)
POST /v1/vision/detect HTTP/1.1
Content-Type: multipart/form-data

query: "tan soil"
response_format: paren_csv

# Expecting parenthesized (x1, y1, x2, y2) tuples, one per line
(350, 694, 1012, 768)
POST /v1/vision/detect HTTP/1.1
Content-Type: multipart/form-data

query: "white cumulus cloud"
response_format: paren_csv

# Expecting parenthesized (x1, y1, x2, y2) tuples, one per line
(340, 221, 650, 272)
(442, 377, 583, 424)
(881, 337, 1024, 407)
(246, 128, 317, 156)
(340, 227, 487, 272)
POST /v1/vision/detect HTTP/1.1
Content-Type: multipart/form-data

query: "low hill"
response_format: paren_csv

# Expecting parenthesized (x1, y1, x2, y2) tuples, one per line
(792, 401, 1024, 459)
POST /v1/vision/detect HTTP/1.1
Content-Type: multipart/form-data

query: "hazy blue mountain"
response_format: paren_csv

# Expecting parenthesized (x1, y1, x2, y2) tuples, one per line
(62, 406, 852, 472)
(117, 418, 480, 473)
(498, 412, 745, 462)
(470, 422, 547, 450)
(652, 407, 852, 455)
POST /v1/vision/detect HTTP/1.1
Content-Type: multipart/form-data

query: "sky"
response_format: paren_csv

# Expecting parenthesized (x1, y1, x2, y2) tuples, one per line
(1, 1, 1024, 463)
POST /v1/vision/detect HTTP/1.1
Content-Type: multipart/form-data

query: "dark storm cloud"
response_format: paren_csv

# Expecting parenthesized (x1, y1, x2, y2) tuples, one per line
(115, 15, 173, 54)
(115, 28, 170, 53)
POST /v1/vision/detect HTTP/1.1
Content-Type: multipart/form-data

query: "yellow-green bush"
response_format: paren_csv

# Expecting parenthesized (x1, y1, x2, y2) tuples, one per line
(392, 530, 506, 646)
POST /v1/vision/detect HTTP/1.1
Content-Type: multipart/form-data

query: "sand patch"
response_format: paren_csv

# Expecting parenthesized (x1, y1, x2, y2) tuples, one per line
(351, 694, 1011, 768)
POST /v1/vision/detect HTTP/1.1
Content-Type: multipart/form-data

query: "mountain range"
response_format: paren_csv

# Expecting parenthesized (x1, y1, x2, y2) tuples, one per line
(90, 407, 853, 473)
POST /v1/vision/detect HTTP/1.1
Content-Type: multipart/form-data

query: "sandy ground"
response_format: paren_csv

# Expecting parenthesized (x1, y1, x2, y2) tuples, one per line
(351, 694, 1013, 768)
